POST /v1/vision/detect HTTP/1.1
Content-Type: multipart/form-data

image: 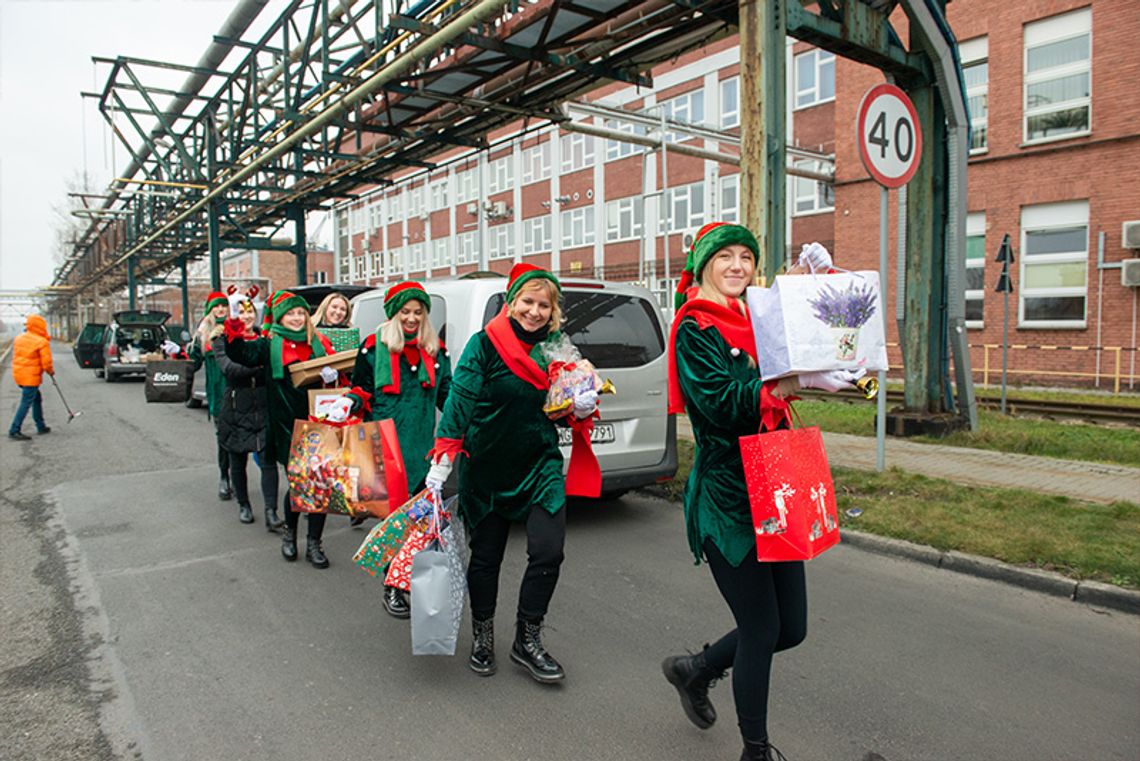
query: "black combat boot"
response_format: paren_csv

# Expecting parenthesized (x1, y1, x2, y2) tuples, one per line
(661, 645, 726, 729)
(238, 502, 254, 524)
(469, 618, 496, 676)
(741, 738, 787, 761)
(264, 506, 284, 532)
(218, 476, 233, 501)
(281, 527, 297, 561)
(306, 537, 329, 569)
(510, 619, 564, 683)
(383, 586, 410, 619)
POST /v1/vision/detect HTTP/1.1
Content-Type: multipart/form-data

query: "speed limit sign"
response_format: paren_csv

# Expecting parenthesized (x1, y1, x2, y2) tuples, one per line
(856, 83, 923, 188)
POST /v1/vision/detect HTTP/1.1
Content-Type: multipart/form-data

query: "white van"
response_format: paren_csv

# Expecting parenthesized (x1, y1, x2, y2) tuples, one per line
(352, 274, 677, 498)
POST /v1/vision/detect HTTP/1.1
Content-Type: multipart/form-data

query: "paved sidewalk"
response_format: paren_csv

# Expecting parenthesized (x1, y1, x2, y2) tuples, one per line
(677, 417, 1139, 504)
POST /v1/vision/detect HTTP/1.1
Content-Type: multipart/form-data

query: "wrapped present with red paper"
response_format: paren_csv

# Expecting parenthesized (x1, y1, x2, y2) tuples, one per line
(538, 334, 615, 419)
(286, 419, 407, 519)
(739, 425, 841, 562)
(352, 489, 440, 578)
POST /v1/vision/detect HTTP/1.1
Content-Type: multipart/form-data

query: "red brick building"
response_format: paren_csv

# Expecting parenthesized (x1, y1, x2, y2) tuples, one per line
(335, 0, 1139, 391)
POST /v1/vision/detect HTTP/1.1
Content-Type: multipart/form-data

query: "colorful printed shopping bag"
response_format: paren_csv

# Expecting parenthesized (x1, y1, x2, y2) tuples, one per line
(739, 425, 841, 562)
(385, 529, 433, 592)
(351, 489, 438, 578)
(286, 419, 407, 519)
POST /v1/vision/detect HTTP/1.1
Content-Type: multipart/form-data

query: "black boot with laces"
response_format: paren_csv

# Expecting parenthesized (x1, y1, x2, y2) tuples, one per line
(661, 645, 726, 729)
(510, 619, 564, 683)
(383, 585, 410, 618)
(469, 617, 496, 676)
(305, 537, 329, 569)
(741, 738, 788, 761)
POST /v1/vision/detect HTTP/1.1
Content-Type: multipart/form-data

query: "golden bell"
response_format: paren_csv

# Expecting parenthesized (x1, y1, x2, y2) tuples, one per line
(854, 375, 879, 400)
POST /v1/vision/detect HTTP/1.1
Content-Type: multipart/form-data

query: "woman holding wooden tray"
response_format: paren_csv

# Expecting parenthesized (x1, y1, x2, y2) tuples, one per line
(224, 290, 338, 569)
(346, 281, 453, 618)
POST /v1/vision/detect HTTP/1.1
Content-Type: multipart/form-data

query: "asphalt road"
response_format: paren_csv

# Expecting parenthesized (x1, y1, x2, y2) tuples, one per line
(2, 358, 1138, 761)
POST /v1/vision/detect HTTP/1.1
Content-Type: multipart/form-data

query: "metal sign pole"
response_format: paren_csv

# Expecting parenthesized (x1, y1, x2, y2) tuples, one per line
(1002, 286, 1009, 414)
(877, 185, 888, 471)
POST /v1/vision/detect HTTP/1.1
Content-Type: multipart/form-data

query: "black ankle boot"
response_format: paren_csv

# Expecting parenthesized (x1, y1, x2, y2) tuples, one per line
(218, 476, 233, 501)
(741, 739, 786, 761)
(264, 507, 284, 532)
(383, 585, 410, 618)
(510, 619, 564, 683)
(281, 528, 297, 561)
(661, 645, 726, 729)
(306, 537, 329, 569)
(238, 502, 254, 524)
(469, 618, 496, 676)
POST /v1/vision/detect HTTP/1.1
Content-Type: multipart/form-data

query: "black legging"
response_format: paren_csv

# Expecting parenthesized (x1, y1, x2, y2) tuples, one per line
(702, 539, 807, 744)
(215, 434, 230, 480)
(282, 489, 326, 540)
(229, 449, 278, 510)
(467, 506, 566, 623)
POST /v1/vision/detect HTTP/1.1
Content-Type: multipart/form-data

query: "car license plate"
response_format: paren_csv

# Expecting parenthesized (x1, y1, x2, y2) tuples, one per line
(558, 423, 615, 447)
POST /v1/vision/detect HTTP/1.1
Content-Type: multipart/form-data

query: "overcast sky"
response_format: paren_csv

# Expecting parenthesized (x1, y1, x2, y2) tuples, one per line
(0, 0, 312, 305)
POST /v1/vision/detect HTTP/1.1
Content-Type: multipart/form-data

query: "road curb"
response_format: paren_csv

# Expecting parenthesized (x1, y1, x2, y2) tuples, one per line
(841, 530, 1140, 615)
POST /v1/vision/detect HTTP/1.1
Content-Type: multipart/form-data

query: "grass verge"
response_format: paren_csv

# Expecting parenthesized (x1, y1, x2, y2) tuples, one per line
(662, 439, 1140, 588)
(791, 399, 1140, 467)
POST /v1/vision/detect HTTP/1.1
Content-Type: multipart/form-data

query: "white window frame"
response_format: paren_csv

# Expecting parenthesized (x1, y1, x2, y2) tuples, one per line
(560, 132, 595, 173)
(794, 48, 836, 110)
(387, 247, 403, 276)
(455, 168, 478, 204)
(605, 197, 644, 242)
(487, 155, 514, 195)
(718, 173, 739, 223)
(408, 242, 427, 272)
(353, 253, 366, 281)
(660, 89, 705, 142)
(560, 206, 596, 249)
(431, 237, 450, 269)
(1019, 200, 1089, 329)
(960, 37, 989, 154)
(387, 192, 404, 222)
(429, 180, 448, 211)
(488, 223, 515, 260)
(456, 231, 478, 265)
(605, 119, 647, 161)
(371, 251, 384, 280)
(792, 161, 835, 216)
(661, 182, 705, 232)
(522, 215, 552, 255)
(522, 141, 551, 184)
(369, 199, 384, 230)
(720, 76, 740, 129)
(1023, 8, 1092, 145)
(965, 212, 986, 329)
(407, 185, 426, 219)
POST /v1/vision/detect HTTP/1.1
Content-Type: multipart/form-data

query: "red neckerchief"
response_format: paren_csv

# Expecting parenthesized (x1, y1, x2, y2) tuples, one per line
(280, 332, 333, 367)
(667, 289, 792, 432)
(481, 306, 601, 497)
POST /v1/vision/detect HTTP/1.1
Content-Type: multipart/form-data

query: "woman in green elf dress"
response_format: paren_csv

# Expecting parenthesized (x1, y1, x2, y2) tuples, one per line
(425, 263, 600, 684)
(190, 291, 234, 501)
(223, 291, 338, 569)
(347, 281, 452, 619)
(661, 224, 860, 761)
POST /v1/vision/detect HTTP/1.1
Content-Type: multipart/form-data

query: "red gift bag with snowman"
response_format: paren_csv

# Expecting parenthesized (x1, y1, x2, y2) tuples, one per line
(739, 425, 840, 562)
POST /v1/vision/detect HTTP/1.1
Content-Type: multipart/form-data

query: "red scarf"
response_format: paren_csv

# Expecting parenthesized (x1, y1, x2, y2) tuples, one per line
(485, 307, 601, 498)
(667, 289, 792, 432)
(377, 336, 437, 395)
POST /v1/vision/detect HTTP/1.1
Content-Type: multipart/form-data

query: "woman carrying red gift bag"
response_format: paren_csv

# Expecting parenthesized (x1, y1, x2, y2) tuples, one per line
(662, 225, 859, 761)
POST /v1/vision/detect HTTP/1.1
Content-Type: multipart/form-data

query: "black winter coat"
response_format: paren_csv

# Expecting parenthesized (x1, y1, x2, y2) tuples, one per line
(212, 335, 268, 454)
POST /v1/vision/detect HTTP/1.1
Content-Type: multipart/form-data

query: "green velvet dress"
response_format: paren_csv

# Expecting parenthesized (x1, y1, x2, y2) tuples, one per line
(435, 330, 565, 527)
(349, 336, 453, 493)
(223, 335, 314, 467)
(674, 318, 769, 567)
(189, 332, 226, 418)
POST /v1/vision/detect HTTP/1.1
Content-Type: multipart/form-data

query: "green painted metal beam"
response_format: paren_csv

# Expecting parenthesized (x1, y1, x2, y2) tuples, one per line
(786, 1, 930, 82)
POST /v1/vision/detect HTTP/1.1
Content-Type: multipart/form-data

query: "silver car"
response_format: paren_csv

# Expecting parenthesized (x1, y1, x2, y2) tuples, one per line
(352, 274, 677, 498)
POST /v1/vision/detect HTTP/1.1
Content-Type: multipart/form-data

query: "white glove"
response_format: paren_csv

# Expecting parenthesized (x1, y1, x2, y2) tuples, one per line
(161, 340, 181, 356)
(573, 389, 599, 419)
(424, 454, 452, 492)
(798, 242, 833, 273)
(319, 366, 339, 384)
(798, 368, 866, 393)
(324, 397, 353, 423)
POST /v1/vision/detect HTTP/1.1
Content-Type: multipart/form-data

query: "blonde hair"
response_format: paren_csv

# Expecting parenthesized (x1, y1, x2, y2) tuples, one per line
(695, 282, 755, 368)
(509, 279, 563, 332)
(313, 292, 352, 327)
(379, 301, 441, 356)
(196, 311, 223, 348)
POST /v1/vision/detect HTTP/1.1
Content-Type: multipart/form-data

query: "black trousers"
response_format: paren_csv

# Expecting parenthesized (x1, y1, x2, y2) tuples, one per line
(702, 540, 807, 743)
(282, 489, 326, 540)
(467, 506, 566, 623)
(229, 449, 277, 511)
(215, 433, 230, 480)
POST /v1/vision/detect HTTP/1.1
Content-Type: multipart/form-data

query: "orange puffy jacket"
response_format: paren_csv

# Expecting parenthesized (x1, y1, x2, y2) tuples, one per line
(12, 315, 54, 387)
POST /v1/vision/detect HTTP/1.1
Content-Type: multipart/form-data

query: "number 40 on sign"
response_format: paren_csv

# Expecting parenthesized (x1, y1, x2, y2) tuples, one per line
(856, 83, 923, 189)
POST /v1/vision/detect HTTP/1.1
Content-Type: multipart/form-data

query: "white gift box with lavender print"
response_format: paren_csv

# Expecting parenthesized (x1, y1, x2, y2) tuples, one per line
(746, 272, 889, 381)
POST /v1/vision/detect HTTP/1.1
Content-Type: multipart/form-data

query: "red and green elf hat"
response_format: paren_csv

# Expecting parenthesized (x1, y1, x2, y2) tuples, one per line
(506, 262, 561, 304)
(674, 222, 760, 309)
(268, 290, 310, 323)
(204, 291, 228, 312)
(384, 281, 431, 320)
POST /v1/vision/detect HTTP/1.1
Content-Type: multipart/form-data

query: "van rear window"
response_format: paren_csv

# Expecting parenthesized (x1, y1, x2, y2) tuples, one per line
(481, 291, 664, 369)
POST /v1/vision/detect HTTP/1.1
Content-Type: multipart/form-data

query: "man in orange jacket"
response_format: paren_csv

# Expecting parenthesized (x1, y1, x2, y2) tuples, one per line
(8, 314, 54, 441)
